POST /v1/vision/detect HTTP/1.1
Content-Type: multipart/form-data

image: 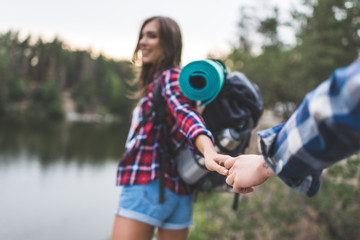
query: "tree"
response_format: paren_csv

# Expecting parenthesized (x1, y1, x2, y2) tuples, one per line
(292, 0, 360, 92)
(225, 0, 360, 108)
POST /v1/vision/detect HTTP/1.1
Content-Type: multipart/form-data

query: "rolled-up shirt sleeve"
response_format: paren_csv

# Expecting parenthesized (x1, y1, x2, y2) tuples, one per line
(161, 69, 214, 153)
(258, 59, 360, 196)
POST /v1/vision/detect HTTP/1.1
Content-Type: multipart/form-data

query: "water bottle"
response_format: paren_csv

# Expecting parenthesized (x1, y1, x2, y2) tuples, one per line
(216, 128, 242, 152)
(175, 147, 208, 185)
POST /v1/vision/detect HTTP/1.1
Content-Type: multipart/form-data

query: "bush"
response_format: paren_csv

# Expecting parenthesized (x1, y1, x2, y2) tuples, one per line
(28, 81, 65, 120)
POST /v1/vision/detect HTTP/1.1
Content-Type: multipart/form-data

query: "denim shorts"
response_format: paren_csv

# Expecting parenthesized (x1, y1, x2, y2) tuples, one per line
(116, 180, 193, 230)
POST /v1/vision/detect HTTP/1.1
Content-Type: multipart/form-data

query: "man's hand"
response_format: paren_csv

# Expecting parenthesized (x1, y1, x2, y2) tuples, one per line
(224, 154, 276, 193)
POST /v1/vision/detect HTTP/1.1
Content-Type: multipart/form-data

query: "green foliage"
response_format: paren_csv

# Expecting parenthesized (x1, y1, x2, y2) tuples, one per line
(72, 74, 97, 113)
(0, 34, 11, 116)
(189, 192, 236, 240)
(8, 76, 30, 101)
(32, 81, 60, 102)
(290, 0, 360, 95)
(305, 156, 360, 240)
(190, 155, 360, 240)
(0, 31, 136, 120)
(100, 70, 127, 114)
(225, 0, 360, 108)
(29, 81, 65, 120)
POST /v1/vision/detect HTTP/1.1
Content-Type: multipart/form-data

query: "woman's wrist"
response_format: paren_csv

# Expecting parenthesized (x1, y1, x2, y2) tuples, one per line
(195, 134, 215, 156)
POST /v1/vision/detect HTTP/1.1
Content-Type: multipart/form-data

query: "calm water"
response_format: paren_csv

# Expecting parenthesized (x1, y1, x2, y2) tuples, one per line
(0, 118, 129, 240)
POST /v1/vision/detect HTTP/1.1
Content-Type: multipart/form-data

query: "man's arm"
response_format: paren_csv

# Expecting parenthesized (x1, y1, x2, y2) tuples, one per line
(226, 59, 360, 196)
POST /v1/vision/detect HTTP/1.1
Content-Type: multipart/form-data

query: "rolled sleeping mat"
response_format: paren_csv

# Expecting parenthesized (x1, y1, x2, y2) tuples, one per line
(179, 60, 226, 106)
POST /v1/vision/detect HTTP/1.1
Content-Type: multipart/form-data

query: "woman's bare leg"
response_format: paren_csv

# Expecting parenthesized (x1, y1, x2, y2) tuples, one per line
(111, 215, 155, 240)
(157, 227, 189, 240)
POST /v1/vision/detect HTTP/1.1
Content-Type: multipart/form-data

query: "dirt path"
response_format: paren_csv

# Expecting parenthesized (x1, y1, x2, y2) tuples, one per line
(246, 110, 283, 154)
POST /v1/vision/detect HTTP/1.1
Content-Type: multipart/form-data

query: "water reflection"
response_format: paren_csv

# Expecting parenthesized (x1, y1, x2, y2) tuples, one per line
(0, 118, 129, 166)
(0, 118, 130, 240)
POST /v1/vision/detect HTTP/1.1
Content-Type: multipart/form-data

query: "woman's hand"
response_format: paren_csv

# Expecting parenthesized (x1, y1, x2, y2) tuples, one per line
(203, 150, 231, 176)
(195, 134, 230, 175)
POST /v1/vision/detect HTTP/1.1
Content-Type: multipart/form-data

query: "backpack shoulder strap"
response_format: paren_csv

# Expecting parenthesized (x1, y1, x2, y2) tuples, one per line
(127, 74, 168, 203)
(129, 74, 164, 141)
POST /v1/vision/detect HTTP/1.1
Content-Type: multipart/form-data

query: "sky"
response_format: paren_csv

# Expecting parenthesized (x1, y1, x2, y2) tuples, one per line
(0, 0, 300, 65)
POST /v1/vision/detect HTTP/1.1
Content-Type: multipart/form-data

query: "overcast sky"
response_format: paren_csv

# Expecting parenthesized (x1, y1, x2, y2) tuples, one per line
(0, 0, 300, 64)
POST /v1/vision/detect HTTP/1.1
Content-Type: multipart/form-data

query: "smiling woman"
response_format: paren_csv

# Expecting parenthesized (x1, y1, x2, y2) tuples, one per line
(110, 16, 230, 240)
(138, 21, 162, 64)
(132, 16, 183, 90)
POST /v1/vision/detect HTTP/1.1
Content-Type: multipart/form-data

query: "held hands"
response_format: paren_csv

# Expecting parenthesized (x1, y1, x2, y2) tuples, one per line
(195, 134, 276, 194)
(203, 152, 275, 194)
(224, 154, 276, 194)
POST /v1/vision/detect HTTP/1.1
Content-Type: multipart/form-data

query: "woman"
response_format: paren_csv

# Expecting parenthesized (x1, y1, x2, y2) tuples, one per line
(111, 16, 229, 240)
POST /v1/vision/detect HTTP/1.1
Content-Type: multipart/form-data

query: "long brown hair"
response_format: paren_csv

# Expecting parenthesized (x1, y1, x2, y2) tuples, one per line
(132, 16, 182, 96)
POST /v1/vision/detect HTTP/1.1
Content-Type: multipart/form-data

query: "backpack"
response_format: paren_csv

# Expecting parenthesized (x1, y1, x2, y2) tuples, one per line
(177, 71, 263, 210)
(135, 69, 263, 210)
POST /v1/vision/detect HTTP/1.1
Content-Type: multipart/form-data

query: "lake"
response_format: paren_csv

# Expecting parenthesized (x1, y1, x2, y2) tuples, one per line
(0, 118, 130, 240)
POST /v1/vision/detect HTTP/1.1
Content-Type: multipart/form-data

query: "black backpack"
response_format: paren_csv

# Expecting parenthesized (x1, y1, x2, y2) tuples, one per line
(133, 71, 263, 210)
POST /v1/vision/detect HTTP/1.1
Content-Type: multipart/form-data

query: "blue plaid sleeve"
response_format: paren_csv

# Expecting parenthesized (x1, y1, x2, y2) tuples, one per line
(258, 59, 360, 196)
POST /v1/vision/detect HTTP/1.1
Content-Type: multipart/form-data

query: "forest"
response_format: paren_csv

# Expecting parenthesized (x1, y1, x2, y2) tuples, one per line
(0, 32, 136, 120)
(1, 0, 360, 239)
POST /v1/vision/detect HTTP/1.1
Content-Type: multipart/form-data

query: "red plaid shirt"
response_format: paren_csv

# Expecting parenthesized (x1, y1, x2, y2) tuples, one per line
(116, 68, 214, 194)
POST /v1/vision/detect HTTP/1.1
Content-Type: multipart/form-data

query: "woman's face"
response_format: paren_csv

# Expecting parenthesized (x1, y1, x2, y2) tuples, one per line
(139, 20, 162, 64)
